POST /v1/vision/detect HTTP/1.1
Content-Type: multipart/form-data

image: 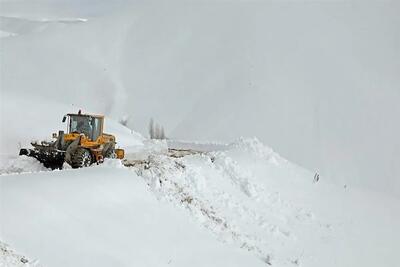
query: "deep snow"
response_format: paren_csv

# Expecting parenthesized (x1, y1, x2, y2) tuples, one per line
(1, 139, 400, 267)
(1, 1, 399, 266)
(0, 159, 265, 267)
(127, 138, 400, 267)
(1, 0, 399, 196)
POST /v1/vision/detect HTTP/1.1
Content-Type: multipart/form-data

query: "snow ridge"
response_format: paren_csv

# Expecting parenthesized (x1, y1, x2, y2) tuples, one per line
(129, 139, 319, 266)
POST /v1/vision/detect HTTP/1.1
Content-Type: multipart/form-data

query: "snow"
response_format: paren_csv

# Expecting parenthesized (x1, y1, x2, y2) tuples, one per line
(1, 1, 399, 266)
(0, 30, 16, 38)
(0, 241, 40, 267)
(1, 139, 399, 266)
(130, 138, 400, 266)
(0, 156, 50, 175)
(0, 92, 144, 161)
(1, 1, 399, 196)
(0, 163, 265, 267)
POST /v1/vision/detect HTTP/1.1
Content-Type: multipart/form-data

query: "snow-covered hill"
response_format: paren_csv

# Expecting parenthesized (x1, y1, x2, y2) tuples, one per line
(1, 0, 399, 196)
(2, 139, 399, 266)
(0, 159, 265, 267)
(1, 1, 399, 266)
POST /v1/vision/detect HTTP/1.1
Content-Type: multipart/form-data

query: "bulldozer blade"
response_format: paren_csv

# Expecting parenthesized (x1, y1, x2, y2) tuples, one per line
(19, 148, 65, 170)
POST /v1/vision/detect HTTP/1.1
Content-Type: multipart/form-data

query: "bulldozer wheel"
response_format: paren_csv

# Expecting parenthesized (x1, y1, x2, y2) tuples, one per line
(104, 148, 116, 159)
(71, 148, 92, 168)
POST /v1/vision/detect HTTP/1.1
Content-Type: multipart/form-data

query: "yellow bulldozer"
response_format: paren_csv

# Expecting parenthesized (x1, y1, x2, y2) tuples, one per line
(20, 110, 124, 169)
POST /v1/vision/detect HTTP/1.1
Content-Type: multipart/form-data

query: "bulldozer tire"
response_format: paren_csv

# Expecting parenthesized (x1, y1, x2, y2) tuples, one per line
(104, 148, 116, 159)
(71, 148, 92, 168)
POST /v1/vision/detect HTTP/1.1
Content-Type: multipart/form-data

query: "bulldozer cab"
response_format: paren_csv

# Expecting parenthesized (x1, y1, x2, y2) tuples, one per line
(65, 113, 104, 141)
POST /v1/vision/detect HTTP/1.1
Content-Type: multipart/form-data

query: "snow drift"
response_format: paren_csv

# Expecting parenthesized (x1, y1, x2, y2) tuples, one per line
(1, 1, 399, 266)
(0, 160, 265, 267)
(1, 139, 399, 267)
(128, 138, 400, 267)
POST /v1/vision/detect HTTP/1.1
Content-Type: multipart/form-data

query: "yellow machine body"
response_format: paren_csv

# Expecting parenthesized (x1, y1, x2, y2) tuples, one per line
(20, 111, 125, 169)
(61, 113, 124, 163)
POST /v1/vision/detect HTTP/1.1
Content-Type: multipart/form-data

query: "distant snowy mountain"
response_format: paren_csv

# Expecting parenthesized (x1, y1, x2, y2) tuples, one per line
(1, 0, 399, 196)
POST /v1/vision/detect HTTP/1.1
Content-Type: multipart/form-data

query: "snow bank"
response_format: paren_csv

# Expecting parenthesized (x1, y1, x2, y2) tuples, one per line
(0, 156, 50, 175)
(0, 165, 264, 267)
(129, 138, 400, 267)
(228, 137, 287, 165)
(1, 137, 399, 266)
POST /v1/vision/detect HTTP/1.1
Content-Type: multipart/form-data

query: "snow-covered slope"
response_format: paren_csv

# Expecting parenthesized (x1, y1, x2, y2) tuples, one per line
(0, 241, 39, 267)
(2, 140, 399, 267)
(128, 138, 400, 267)
(1, 0, 399, 196)
(0, 160, 265, 267)
(1, 1, 399, 266)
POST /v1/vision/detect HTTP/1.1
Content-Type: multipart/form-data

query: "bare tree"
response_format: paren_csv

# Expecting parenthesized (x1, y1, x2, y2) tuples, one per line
(149, 118, 155, 139)
(149, 118, 167, 140)
(155, 123, 161, 139)
(160, 126, 166, 139)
